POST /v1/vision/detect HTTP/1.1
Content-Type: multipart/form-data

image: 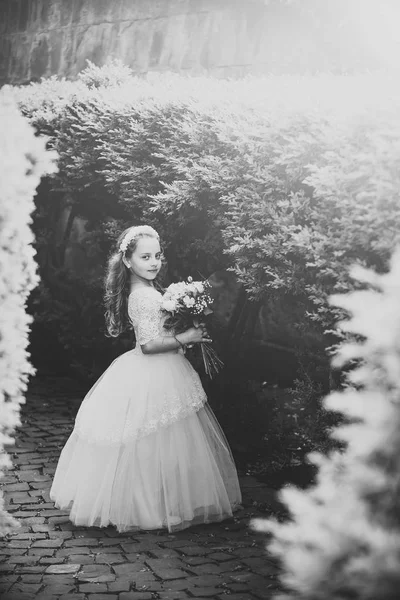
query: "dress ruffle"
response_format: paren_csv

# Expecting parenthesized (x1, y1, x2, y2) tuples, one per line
(51, 404, 241, 532)
(74, 348, 207, 443)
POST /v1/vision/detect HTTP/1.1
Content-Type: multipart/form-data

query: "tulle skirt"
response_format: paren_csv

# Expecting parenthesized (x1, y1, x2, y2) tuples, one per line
(50, 348, 242, 532)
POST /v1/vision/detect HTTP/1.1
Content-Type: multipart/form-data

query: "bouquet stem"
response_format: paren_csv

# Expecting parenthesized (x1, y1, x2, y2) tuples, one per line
(200, 342, 224, 379)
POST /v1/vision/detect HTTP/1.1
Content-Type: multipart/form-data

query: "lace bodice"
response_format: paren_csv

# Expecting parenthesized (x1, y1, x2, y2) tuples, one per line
(128, 286, 167, 351)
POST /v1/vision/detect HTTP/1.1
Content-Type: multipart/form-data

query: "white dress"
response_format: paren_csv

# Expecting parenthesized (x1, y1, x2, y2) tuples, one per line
(50, 285, 242, 532)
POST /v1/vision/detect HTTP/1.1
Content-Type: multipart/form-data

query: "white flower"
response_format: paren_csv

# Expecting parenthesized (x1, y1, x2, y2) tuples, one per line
(194, 282, 204, 293)
(183, 296, 195, 307)
(162, 299, 178, 312)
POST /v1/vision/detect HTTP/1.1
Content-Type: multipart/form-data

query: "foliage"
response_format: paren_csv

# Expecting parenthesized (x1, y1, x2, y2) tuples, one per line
(0, 88, 57, 535)
(214, 360, 340, 484)
(253, 248, 400, 599)
(9, 65, 400, 381)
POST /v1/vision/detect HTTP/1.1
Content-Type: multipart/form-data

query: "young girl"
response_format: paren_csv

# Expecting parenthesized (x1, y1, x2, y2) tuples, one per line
(50, 224, 242, 533)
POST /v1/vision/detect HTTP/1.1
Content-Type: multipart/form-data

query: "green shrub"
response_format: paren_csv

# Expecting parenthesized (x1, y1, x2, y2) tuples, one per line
(0, 88, 57, 535)
(10, 65, 400, 385)
(253, 248, 400, 599)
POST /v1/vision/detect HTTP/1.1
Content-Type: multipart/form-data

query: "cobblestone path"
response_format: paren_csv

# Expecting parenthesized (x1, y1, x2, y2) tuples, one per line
(1, 377, 283, 600)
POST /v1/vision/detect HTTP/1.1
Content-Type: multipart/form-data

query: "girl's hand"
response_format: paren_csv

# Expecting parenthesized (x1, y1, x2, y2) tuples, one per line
(181, 325, 212, 345)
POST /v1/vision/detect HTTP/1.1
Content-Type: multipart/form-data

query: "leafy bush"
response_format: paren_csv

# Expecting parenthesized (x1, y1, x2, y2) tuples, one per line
(253, 248, 400, 599)
(9, 66, 400, 383)
(0, 88, 57, 535)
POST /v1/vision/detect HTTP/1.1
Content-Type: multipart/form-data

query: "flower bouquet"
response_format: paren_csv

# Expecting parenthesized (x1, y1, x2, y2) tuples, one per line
(161, 277, 224, 379)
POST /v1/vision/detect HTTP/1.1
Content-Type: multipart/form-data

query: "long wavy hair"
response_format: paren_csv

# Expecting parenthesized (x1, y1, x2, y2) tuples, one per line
(104, 225, 164, 337)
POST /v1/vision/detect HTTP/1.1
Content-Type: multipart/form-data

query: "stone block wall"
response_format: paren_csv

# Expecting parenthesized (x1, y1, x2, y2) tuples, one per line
(0, 0, 387, 85)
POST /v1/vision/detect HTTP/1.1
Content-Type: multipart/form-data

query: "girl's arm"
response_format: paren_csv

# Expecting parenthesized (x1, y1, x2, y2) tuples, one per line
(141, 327, 211, 355)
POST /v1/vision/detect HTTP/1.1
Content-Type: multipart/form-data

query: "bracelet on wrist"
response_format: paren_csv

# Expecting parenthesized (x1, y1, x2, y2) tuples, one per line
(174, 335, 184, 349)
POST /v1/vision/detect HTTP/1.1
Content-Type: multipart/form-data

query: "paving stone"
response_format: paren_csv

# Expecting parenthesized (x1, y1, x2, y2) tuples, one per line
(69, 554, 96, 564)
(120, 541, 157, 553)
(100, 537, 124, 546)
(31, 525, 54, 532)
(41, 510, 68, 517)
(0, 549, 27, 557)
(190, 587, 222, 597)
(8, 582, 42, 593)
(0, 475, 18, 484)
(21, 574, 43, 583)
(2, 483, 30, 492)
(234, 547, 265, 558)
(181, 555, 211, 565)
(17, 471, 41, 482)
(150, 568, 188, 580)
(162, 580, 189, 591)
(59, 595, 85, 600)
(135, 581, 164, 592)
(65, 538, 99, 546)
(30, 481, 53, 489)
(126, 572, 157, 586)
(39, 557, 63, 564)
(11, 528, 46, 536)
(91, 545, 123, 554)
(113, 563, 153, 576)
(179, 546, 215, 556)
(9, 511, 38, 518)
(107, 580, 131, 592)
(208, 551, 235, 561)
(72, 529, 104, 538)
(76, 564, 115, 582)
(88, 596, 118, 600)
(147, 546, 180, 559)
(187, 564, 224, 575)
(186, 575, 224, 587)
(49, 531, 73, 539)
(14, 566, 47, 573)
(226, 582, 253, 592)
(57, 546, 90, 556)
(8, 540, 32, 548)
(95, 553, 125, 564)
(145, 557, 184, 570)
(217, 595, 256, 600)
(48, 516, 71, 525)
(45, 564, 80, 574)
(42, 574, 78, 584)
(217, 559, 246, 572)
(158, 592, 189, 600)
(0, 593, 32, 600)
(120, 594, 153, 600)
(8, 556, 38, 564)
(159, 540, 195, 548)
(78, 583, 108, 593)
(10, 494, 40, 504)
(243, 557, 281, 575)
(0, 576, 18, 591)
(31, 538, 64, 548)
(40, 584, 76, 595)
(28, 548, 56, 556)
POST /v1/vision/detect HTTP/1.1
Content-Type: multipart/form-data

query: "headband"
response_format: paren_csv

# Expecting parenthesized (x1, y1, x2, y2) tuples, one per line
(119, 225, 159, 254)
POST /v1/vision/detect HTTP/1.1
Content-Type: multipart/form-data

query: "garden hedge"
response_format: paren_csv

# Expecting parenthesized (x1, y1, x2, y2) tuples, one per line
(0, 88, 57, 535)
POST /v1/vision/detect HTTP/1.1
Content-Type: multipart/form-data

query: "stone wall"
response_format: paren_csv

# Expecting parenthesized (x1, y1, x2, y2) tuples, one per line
(0, 0, 388, 85)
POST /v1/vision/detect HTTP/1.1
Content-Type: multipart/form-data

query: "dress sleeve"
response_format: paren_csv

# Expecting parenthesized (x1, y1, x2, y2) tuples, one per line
(128, 288, 162, 346)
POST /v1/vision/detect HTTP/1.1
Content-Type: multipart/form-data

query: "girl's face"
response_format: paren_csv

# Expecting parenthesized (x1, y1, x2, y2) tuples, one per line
(124, 236, 162, 284)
